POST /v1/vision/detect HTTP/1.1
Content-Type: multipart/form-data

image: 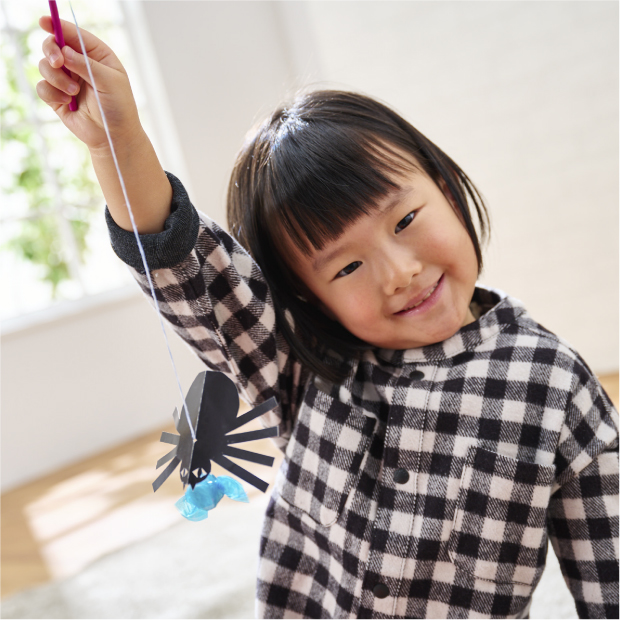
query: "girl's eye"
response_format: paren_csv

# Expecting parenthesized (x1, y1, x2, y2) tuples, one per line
(395, 211, 416, 233)
(336, 261, 362, 278)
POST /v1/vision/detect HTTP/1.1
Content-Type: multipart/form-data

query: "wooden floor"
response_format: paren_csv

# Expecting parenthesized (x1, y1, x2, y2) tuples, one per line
(2, 374, 618, 600)
(1, 411, 283, 600)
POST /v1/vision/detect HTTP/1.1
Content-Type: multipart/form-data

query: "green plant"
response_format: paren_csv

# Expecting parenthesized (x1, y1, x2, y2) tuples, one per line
(1, 17, 98, 296)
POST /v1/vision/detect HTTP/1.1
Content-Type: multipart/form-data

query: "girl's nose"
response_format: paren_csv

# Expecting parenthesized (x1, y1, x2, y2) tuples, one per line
(381, 247, 422, 294)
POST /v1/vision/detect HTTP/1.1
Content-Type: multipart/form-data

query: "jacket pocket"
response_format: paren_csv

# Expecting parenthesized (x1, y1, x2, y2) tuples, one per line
(275, 381, 376, 526)
(448, 445, 555, 586)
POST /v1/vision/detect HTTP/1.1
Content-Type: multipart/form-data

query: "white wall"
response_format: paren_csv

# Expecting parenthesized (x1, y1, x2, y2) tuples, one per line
(138, 1, 299, 228)
(1, 292, 205, 491)
(2, 1, 617, 491)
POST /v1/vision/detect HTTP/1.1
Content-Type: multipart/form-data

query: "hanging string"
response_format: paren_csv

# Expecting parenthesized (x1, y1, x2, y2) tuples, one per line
(68, 3, 196, 441)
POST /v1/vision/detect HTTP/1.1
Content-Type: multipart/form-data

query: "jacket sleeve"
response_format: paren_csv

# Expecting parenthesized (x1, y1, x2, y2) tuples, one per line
(547, 368, 619, 619)
(105, 171, 305, 445)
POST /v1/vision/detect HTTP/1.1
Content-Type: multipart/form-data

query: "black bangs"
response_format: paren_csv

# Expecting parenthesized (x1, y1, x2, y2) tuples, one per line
(226, 90, 490, 382)
(263, 124, 414, 255)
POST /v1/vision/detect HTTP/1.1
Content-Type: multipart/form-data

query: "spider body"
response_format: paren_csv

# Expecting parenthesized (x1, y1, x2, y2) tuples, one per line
(153, 371, 279, 493)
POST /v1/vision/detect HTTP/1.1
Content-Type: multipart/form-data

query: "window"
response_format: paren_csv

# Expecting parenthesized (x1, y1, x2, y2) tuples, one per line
(1, 0, 162, 325)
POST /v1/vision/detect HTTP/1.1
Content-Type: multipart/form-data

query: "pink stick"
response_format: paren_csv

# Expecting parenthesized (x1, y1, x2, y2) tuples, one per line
(48, 1, 78, 111)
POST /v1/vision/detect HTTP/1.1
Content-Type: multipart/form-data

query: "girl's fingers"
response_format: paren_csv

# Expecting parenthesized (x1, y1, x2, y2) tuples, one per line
(38, 56, 80, 97)
(42, 34, 64, 69)
(38, 15, 125, 96)
(39, 15, 120, 68)
(61, 45, 112, 91)
(36, 79, 72, 108)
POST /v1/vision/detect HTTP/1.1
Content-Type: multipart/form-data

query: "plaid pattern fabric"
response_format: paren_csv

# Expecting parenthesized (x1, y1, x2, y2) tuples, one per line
(447, 445, 555, 586)
(108, 173, 619, 619)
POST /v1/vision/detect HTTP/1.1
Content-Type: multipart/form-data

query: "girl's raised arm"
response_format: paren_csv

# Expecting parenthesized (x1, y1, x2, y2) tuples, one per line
(37, 16, 171, 234)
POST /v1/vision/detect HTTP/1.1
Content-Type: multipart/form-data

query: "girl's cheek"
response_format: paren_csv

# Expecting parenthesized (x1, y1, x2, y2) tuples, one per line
(420, 224, 452, 254)
(345, 291, 378, 325)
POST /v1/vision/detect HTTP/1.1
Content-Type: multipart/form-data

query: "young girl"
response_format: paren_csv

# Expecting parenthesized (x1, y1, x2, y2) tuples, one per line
(37, 18, 618, 620)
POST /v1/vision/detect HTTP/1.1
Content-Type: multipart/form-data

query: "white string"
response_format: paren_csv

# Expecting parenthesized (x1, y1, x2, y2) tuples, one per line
(69, 3, 196, 441)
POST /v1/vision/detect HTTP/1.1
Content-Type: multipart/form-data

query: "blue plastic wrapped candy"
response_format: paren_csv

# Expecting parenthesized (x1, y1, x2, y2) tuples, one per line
(175, 474, 249, 521)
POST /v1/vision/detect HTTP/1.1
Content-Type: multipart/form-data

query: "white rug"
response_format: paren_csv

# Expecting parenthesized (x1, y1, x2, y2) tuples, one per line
(2, 492, 577, 619)
(1, 495, 267, 619)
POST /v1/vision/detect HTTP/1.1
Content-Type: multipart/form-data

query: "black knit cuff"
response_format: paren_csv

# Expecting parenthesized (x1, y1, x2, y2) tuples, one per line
(105, 171, 200, 273)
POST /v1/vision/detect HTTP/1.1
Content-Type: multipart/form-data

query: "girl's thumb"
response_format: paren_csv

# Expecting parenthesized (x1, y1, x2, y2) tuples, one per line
(62, 45, 104, 88)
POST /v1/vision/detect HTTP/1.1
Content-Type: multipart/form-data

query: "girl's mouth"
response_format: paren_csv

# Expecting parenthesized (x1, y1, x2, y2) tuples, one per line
(394, 275, 444, 316)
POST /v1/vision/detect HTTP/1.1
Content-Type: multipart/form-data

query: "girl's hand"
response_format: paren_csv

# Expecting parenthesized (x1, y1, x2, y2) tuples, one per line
(37, 15, 171, 233)
(37, 16, 142, 153)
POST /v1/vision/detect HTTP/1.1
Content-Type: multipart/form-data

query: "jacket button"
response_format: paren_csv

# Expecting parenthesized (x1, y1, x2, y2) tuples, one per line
(373, 583, 390, 599)
(410, 370, 424, 380)
(393, 468, 410, 484)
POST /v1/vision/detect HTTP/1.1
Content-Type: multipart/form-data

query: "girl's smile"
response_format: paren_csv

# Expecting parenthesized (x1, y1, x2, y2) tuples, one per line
(283, 165, 479, 350)
(393, 273, 443, 316)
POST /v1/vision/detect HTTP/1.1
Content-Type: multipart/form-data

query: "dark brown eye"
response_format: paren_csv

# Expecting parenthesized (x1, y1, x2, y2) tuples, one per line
(395, 212, 415, 233)
(336, 261, 362, 278)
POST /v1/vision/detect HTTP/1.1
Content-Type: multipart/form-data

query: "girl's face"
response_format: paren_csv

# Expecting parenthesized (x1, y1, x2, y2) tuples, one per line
(284, 165, 479, 350)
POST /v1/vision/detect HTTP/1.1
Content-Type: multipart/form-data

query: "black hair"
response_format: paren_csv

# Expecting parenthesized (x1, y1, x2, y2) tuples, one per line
(227, 90, 489, 382)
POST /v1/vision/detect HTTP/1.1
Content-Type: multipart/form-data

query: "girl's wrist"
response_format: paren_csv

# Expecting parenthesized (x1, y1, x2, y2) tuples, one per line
(88, 124, 148, 160)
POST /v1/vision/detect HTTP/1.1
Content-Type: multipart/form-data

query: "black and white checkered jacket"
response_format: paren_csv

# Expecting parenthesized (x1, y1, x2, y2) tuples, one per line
(108, 173, 619, 619)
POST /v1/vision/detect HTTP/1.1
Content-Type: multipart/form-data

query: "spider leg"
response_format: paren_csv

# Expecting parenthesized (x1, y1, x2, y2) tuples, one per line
(223, 445, 275, 467)
(226, 427, 278, 444)
(230, 397, 278, 431)
(214, 455, 270, 493)
(152, 456, 180, 492)
(156, 446, 178, 469)
(160, 431, 180, 445)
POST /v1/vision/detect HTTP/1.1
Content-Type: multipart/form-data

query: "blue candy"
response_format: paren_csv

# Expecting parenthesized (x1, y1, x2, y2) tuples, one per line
(175, 474, 249, 521)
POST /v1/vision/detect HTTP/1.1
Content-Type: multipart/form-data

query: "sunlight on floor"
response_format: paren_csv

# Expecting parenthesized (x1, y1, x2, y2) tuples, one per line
(2, 409, 282, 598)
(32, 494, 181, 579)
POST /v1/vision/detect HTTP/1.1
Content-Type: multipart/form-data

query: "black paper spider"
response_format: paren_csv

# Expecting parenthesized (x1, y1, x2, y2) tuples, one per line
(152, 371, 279, 493)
